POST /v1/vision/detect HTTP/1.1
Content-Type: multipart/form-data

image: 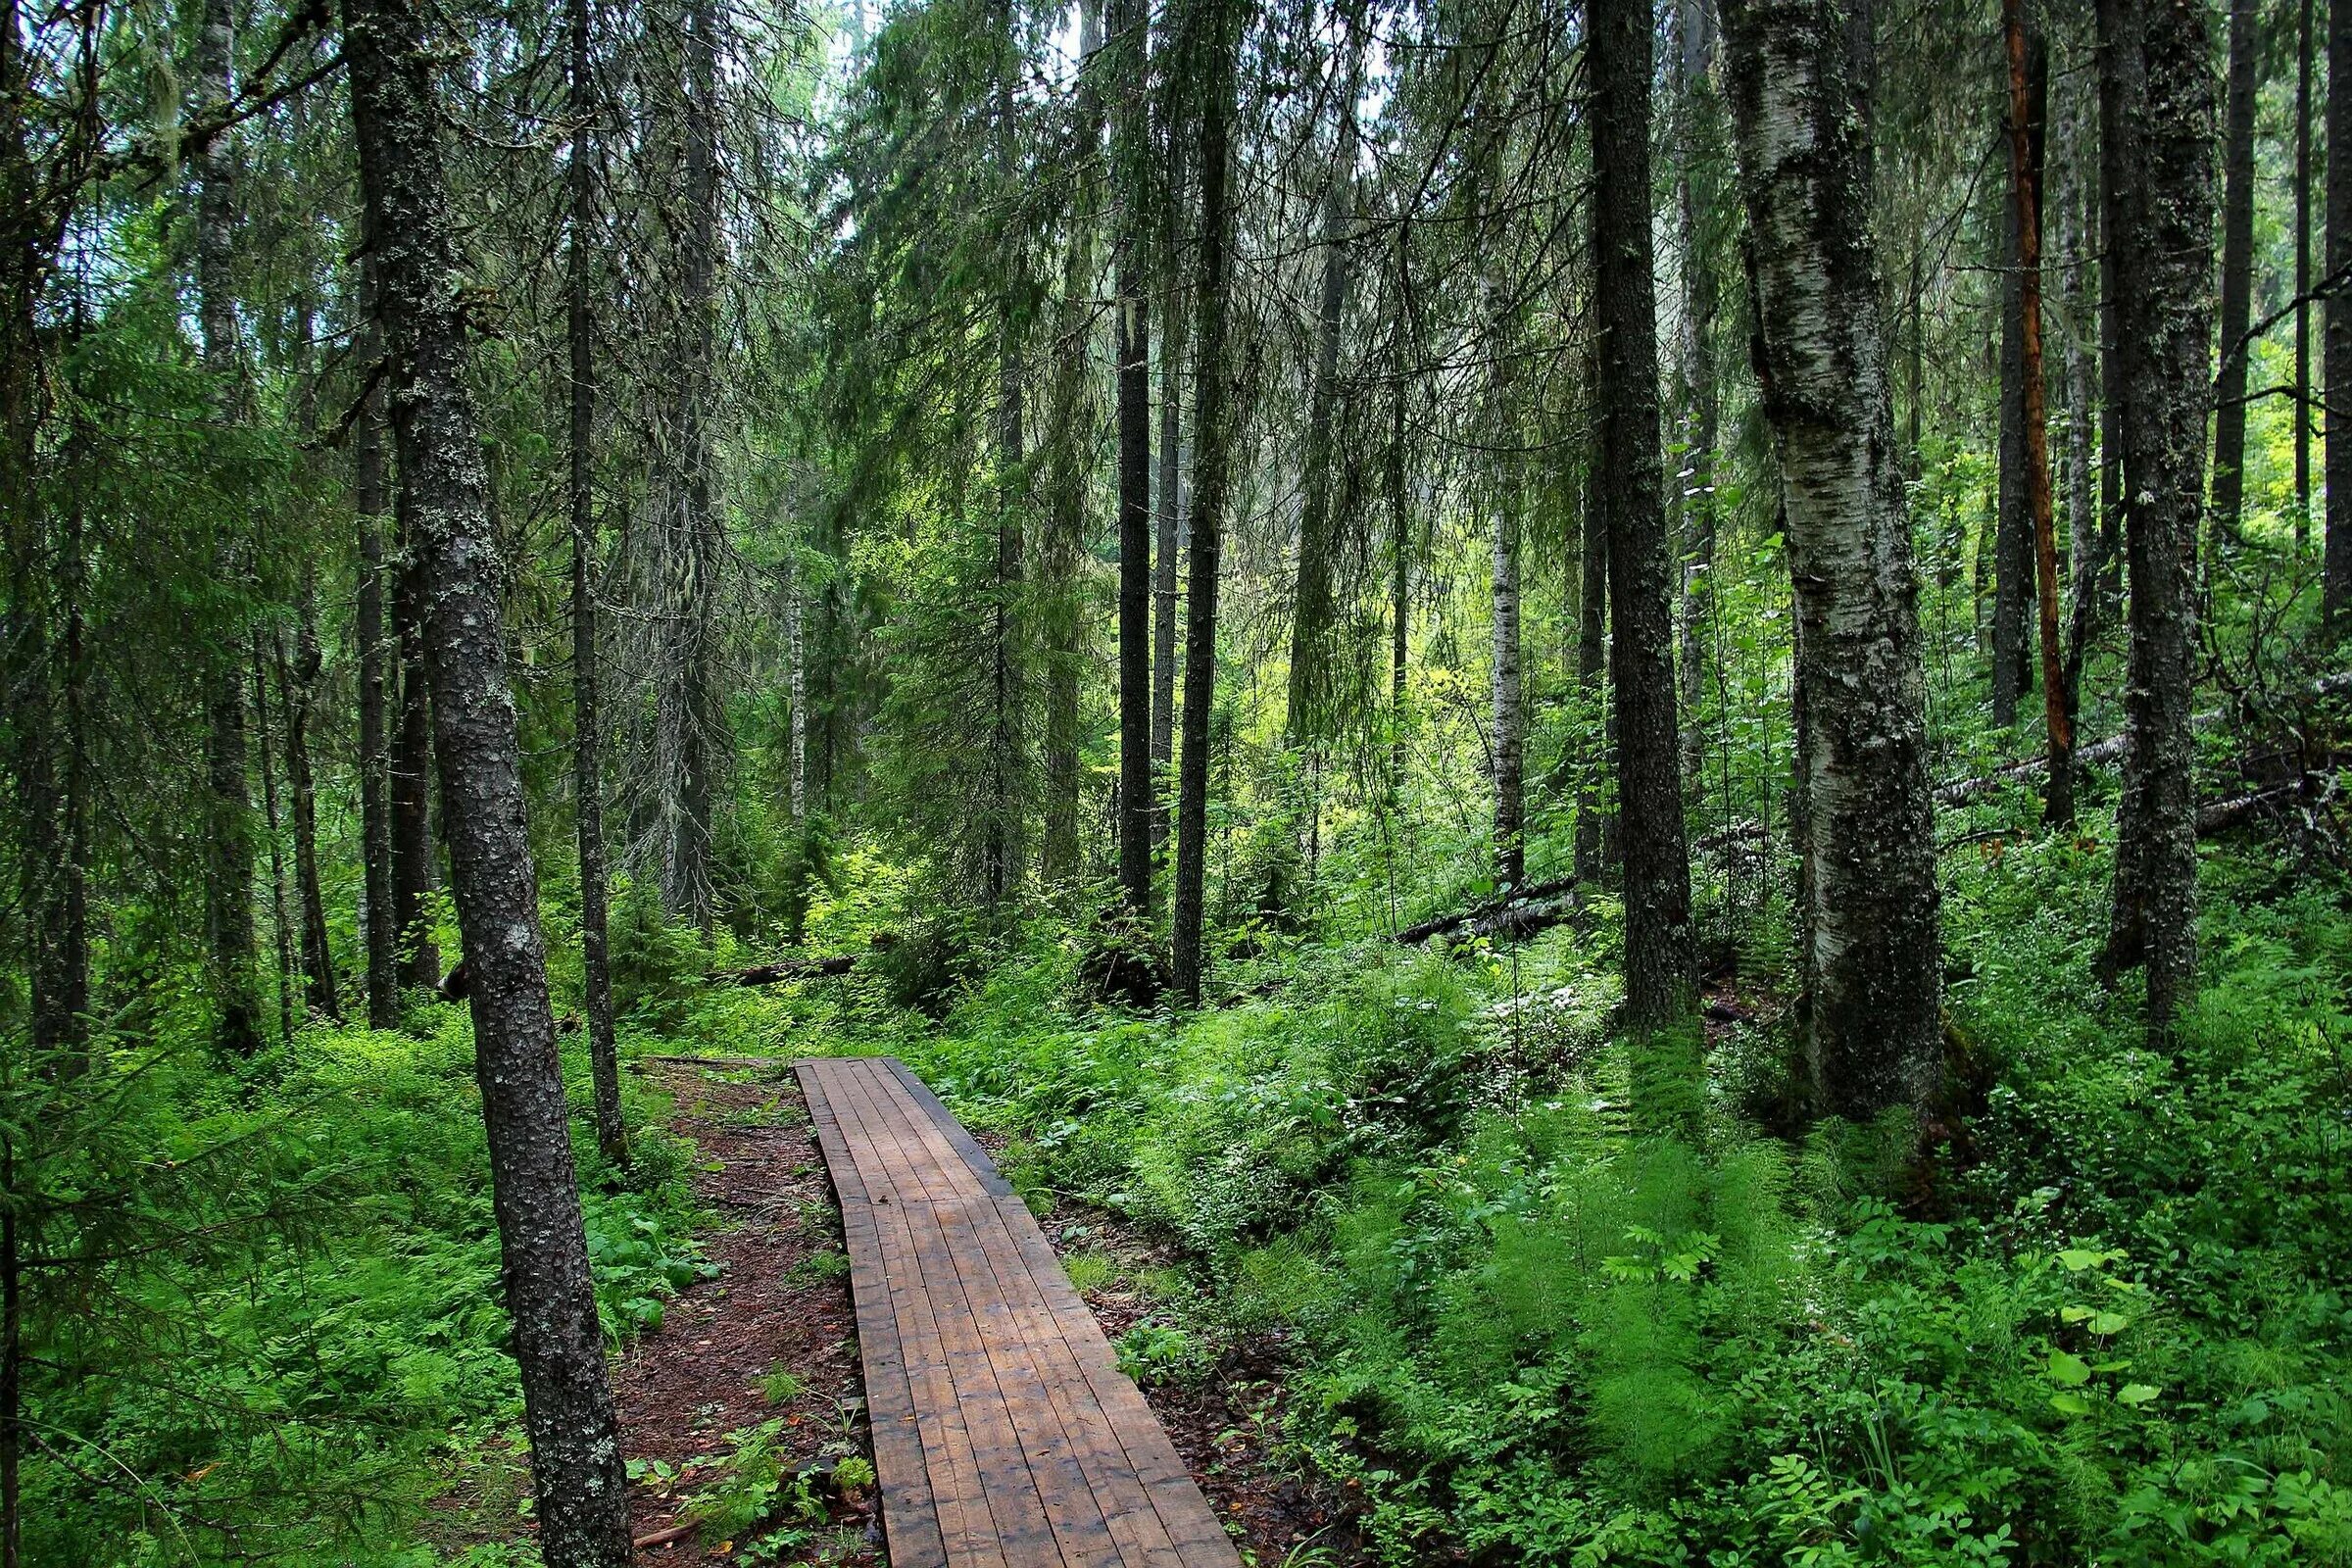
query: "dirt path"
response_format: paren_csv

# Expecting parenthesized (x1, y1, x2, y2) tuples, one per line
(612, 1060, 881, 1563)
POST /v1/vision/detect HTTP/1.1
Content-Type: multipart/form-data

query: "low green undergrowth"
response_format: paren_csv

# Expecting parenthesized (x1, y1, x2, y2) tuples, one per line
(22, 992, 706, 1568)
(781, 824, 2352, 1567)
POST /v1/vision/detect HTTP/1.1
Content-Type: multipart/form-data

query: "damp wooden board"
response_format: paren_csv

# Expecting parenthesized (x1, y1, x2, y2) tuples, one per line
(795, 1055, 1242, 1568)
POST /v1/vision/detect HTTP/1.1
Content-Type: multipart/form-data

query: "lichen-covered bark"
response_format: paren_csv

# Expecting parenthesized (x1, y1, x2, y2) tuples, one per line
(1723, 0, 1942, 1117)
(343, 0, 632, 1557)
(1171, 0, 1240, 1006)
(2097, 0, 2212, 1035)
(1592, 0, 1693, 1032)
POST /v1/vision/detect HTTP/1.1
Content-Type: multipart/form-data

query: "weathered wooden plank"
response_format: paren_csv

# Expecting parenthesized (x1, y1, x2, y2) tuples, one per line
(794, 1055, 1244, 1568)
(848, 1060, 1163, 1568)
(888, 1063, 1237, 1564)
(823, 1060, 1077, 1566)
(795, 1061, 948, 1568)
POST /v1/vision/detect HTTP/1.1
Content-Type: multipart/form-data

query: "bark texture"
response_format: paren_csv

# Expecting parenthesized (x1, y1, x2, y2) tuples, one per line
(2097, 0, 2213, 1035)
(343, 0, 633, 1558)
(1723, 0, 1943, 1117)
(1592, 0, 1694, 1032)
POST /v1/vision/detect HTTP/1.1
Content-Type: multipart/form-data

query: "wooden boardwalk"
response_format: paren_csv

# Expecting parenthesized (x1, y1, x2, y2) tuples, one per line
(795, 1056, 1243, 1568)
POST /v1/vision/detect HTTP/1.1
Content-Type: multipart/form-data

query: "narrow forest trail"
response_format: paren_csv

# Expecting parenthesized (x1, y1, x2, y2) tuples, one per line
(611, 1059, 881, 1562)
(605, 1054, 1366, 1566)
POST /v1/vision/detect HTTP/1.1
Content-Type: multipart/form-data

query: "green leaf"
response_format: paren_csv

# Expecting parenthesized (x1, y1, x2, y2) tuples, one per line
(2088, 1311, 2130, 1336)
(2046, 1349, 2093, 1386)
(2057, 1249, 2109, 1272)
(2116, 1384, 2161, 1406)
(2050, 1391, 2093, 1416)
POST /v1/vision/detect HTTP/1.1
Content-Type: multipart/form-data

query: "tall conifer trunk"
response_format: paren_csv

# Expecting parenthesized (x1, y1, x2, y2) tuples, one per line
(2005, 0, 2070, 827)
(569, 0, 623, 1165)
(2328, 0, 2352, 630)
(1112, 0, 1153, 914)
(1171, 0, 1240, 1005)
(197, 0, 260, 1054)
(2097, 0, 2213, 1036)
(1592, 0, 1693, 1031)
(2209, 0, 2258, 556)
(356, 304, 400, 1028)
(1283, 38, 1356, 748)
(344, 0, 632, 1556)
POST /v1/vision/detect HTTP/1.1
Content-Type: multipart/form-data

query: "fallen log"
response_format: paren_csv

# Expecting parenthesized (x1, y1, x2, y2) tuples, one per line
(720, 954, 858, 985)
(632, 1522, 697, 1550)
(1396, 874, 1578, 946)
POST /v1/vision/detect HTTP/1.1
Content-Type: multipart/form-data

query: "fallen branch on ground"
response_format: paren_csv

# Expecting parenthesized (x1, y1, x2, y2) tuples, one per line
(719, 954, 859, 985)
(1396, 874, 1578, 946)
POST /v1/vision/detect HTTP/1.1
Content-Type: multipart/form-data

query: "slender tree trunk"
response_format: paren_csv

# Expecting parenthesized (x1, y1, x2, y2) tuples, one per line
(1573, 442, 1611, 884)
(1152, 137, 1189, 871)
(2328, 0, 2352, 631)
(659, 0, 724, 929)
(2006, 0, 2071, 827)
(391, 487, 439, 991)
(1724, 0, 1943, 1116)
(2295, 0, 2314, 549)
(1991, 27, 2044, 729)
(568, 0, 624, 1167)
(197, 0, 260, 1054)
(356, 314, 401, 1028)
(1593, 0, 1694, 1031)
(1171, 0, 1241, 1006)
(281, 605, 340, 1017)
(1388, 381, 1409, 782)
(343, 1, 632, 1557)
(1283, 41, 1357, 748)
(1042, 2, 1101, 887)
(1112, 0, 1153, 915)
(985, 0, 1027, 909)
(1491, 489, 1523, 887)
(2058, 70, 2111, 790)
(2209, 0, 2258, 558)
(251, 635, 296, 1044)
(1675, 0, 1721, 789)
(2096, 0, 2213, 1037)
